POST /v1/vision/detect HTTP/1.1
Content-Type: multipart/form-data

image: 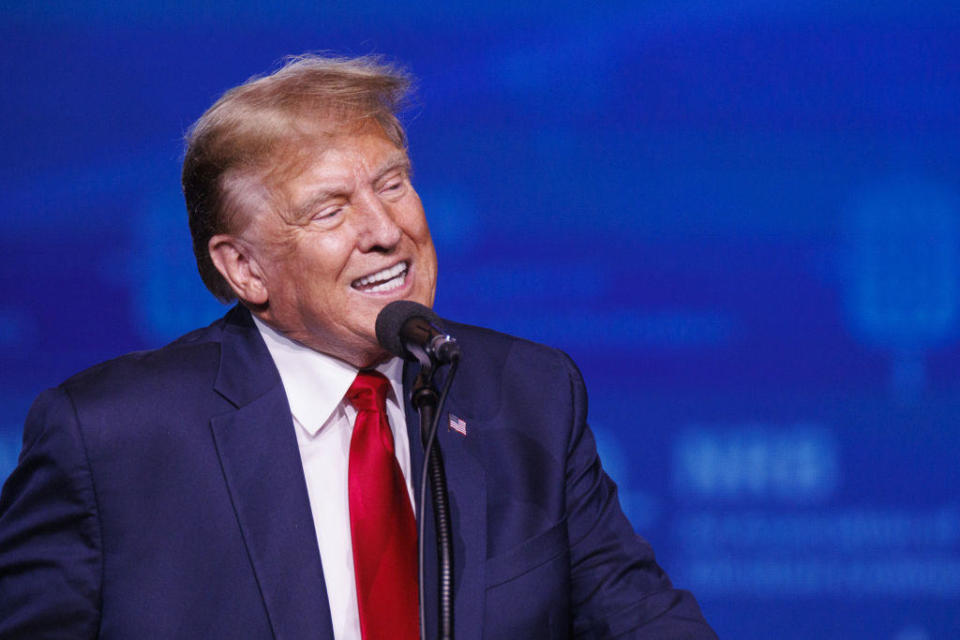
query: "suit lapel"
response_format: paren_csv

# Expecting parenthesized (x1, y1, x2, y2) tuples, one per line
(209, 307, 488, 640)
(211, 308, 335, 640)
(404, 361, 487, 640)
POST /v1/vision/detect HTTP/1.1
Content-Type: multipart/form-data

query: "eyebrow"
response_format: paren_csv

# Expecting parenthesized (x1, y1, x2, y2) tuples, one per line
(289, 188, 347, 223)
(372, 152, 412, 183)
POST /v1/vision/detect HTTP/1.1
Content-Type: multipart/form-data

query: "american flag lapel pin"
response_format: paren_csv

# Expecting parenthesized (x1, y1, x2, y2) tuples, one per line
(448, 413, 467, 436)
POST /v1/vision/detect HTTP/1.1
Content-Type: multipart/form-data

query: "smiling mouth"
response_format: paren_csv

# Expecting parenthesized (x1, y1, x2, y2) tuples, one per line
(351, 261, 409, 293)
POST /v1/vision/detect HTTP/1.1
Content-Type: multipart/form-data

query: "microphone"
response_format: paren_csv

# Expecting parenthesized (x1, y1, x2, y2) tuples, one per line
(376, 300, 460, 366)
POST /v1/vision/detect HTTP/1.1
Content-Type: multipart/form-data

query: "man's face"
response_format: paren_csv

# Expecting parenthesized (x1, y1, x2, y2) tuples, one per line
(238, 121, 437, 366)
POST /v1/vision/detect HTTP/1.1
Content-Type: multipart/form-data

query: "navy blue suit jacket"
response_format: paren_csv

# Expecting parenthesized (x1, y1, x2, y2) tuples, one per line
(0, 306, 716, 639)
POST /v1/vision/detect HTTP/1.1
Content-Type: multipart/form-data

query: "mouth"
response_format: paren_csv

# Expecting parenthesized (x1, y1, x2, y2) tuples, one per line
(351, 261, 410, 294)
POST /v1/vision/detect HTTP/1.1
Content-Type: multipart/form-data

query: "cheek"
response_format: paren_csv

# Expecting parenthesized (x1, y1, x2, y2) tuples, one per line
(399, 195, 431, 239)
(299, 235, 355, 277)
(417, 218, 434, 243)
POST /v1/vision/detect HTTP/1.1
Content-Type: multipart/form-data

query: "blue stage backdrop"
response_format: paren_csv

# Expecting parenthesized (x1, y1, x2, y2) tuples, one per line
(2, 2, 959, 637)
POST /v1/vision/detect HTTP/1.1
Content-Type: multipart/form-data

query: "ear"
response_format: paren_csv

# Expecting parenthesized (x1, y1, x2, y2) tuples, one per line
(208, 234, 269, 305)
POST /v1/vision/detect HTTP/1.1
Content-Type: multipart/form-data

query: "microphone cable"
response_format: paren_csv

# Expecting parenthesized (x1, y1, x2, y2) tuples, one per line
(417, 354, 459, 640)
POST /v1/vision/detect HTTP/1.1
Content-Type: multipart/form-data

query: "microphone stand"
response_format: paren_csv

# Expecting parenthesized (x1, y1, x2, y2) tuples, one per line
(412, 363, 457, 640)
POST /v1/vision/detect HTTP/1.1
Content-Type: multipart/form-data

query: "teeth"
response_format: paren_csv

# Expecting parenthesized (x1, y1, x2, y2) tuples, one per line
(354, 262, 408, 290)
(367, 274, 405, 292)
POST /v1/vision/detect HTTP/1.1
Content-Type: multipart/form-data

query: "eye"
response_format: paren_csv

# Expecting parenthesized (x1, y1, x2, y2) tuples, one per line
(313, 205, 344, 221)
(379, 172, 408, 196)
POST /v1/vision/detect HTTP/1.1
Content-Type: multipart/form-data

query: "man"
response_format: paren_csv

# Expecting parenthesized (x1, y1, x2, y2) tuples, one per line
(0, 55, 716, 639)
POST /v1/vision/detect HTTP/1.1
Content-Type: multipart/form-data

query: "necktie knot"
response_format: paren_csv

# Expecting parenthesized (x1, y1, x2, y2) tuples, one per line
(346, 370, 390, 413)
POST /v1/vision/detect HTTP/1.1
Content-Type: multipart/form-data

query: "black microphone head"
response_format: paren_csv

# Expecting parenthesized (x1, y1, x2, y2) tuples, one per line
(375, 300, 441, 359)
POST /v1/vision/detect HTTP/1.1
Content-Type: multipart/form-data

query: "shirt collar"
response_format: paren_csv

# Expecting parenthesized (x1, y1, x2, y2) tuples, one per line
(253, 315, 406, 436)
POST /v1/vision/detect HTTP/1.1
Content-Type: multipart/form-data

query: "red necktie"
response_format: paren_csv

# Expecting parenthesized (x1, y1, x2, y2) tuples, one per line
(346, 371, 419, 640)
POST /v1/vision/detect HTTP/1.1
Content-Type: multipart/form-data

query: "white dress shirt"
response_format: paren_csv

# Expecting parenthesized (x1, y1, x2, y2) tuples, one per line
(254, 317, 416, 640)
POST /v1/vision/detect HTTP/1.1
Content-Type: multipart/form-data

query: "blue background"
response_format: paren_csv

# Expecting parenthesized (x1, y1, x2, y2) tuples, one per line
(2, 2, 959, 637)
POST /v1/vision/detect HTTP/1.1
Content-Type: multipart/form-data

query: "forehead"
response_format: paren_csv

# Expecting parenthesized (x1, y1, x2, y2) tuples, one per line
(294, 132, 406, 182)
(273, 118, 407, 188)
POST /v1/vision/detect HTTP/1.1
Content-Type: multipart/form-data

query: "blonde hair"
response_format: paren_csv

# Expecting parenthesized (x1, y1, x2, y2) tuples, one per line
(182, 54, 412, 302)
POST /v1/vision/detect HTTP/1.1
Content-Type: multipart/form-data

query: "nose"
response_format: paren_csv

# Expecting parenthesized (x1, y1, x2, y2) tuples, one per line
(354, 191, 402, 252)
